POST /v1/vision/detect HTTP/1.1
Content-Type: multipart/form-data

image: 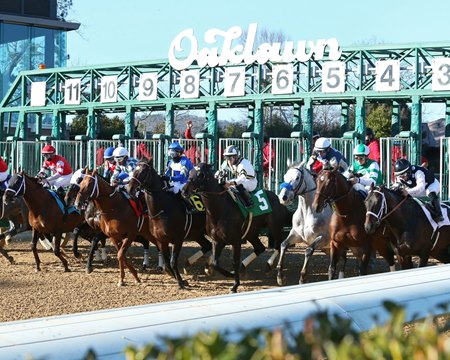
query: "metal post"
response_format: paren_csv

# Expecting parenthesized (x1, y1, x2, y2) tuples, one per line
(254, 99, 264, 186)
(52, 109, 60, 139)
(302, 98, 313, 162)
(87, 107, 96, 139)
(340, 102, 349, 135)
(206, 101, 217, 167)
(410, 95, 422, 165)
(165, 103, 174, 138)
(445, 100, 450, 137)
(355, 96, 365, 143)
(391, 101, 400, 136)
(124, 105, 134, 138)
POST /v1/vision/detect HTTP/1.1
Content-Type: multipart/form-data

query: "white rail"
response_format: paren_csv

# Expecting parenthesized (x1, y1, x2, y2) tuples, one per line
(0, 265, 449, 360)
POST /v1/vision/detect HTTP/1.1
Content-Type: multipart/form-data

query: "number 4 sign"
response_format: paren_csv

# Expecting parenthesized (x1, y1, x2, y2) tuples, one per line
(375, 60, 400, 92)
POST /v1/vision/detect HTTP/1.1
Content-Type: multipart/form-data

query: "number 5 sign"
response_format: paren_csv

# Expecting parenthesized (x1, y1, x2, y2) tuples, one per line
(375, 60, 400, 92)
(322, 61, 345, 93)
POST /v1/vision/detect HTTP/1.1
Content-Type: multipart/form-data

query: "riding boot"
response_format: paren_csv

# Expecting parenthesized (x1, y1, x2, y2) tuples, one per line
(56, 187, 66, 205)
(237, 184, 253, 208)
(429, 192, 444, 222)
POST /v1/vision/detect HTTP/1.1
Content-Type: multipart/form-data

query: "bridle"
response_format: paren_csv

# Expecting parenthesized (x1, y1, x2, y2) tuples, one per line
(280, 167, 316, 197)
(5, 175, 26, 197)
(365, 188, 409, 224)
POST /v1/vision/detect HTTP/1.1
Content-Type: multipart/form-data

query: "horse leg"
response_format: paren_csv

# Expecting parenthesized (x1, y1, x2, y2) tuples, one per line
(0, 245, 14, 264)
(183, 235, 212, 274)
(374, 241, 396, 272)
(170, 242, 187, 289)
(300, 235, 327, 284)
(160, 243, 175, 278)
(31, 229, 41, 272)
(328, 241, 340, 280)
(241, 235, 266, 273)
(359, 246, 371, 276)
(210, 241, 234, 278)
(53, 233, 70, 272)
(72, 227, 81, 259)
(86, 235, 101, 274)
(276, 230, 300, 286)
(118, 238, 141, 285)
(418, 254, 429, 267)
(230, 243, 242, 293)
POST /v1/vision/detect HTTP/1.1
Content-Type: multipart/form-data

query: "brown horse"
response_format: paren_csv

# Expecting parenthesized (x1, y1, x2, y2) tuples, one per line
(4, 172, 85, 272)
(74, 168, 159, 286)
(182, 163, 292, 293)
(0, 187, 30, 264)
(364, 185, 450, 267)
(126, 159, 213, 289)
(311, 169, 396, 279)
(65, 178, 157, 273)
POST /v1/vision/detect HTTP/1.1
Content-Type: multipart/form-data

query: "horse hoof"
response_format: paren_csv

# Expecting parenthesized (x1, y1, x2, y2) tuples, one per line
(117, 281, 124, 287)
(264, 263, 272, 274)
(35, 267, 41, 272)
(239, 264, 246, 273)
(205, 267, 213, 276)
(64, 268, 71, 273)
(7, 257, 15, 265)
(156, 266, 164, 273)
(277, 275, 286, 286)
(86, 267, 93, 274)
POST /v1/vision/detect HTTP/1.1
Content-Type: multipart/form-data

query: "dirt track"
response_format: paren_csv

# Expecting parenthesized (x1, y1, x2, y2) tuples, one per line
(0, 232, 404, 323)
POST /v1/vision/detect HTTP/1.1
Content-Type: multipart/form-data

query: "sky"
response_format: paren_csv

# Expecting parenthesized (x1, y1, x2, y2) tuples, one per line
(66, 0, 450, 121)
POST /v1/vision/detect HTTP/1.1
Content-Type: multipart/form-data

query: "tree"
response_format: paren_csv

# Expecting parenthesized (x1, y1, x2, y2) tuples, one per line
(69, 114, 125, 139)
(57, 0, 74, 20)
(366, 104, 392, 137)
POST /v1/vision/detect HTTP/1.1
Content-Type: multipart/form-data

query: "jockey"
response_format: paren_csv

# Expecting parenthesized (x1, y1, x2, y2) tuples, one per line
(393, 158, 444, 222)
(110, 146, 138, 186)
(164, 141, 193, 194)
(345, 144, 382, 194)
(216, 145, 256, 208)
(0, 155, 9, 191)
(310, 137, 349, 173)
(37, 144, 73, 193)
(306, 131, 324, 174)
(102, 146, 116, 180)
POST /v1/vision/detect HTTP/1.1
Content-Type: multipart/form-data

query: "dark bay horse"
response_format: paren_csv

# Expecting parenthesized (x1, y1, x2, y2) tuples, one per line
(311, 169, 396, 279)
(126, 159, 213, 290)
(364, 185, 450, 267)
(4, 173, 85, 272)
(0, 188, 30, 264)
(182, 163, 292, 293)
(74, 169, 159, 286)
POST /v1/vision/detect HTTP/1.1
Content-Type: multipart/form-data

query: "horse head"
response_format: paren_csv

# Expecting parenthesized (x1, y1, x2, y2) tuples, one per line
(183, 163, 217, 198)
(127, 158, 160, 197)
(74, 168, 99, 210)
(278, 164, 315, 205)
(3, 172, 28, 205)
(363, 184, 387, 234)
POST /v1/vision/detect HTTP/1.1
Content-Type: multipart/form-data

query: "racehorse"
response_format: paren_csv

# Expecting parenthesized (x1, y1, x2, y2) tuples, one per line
(74, 169, 159, 286)
(182, 162, 292, 293)
(364, 185, 450, 267)
(65, 178, 157, 273)
(4, 172, 85, 272)
(0, 188, 30, 264)
(126, 159, 213, 289)
(277, 164, 360, 285)
(311, 168, 396, 279)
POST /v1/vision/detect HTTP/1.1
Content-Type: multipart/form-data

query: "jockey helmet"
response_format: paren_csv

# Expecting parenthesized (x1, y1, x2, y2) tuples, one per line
(312, 130, 320, 141)
(112, 146, 128, 163)
(394, 158, 411, 176)
(104, 147, 115, 159)
(366, 127, 374, 137)
(42, 145, 56, 154)
(168, 142, 184, 160)
(314, 137, 331, 152)
(223, 145, 239, 157)
(353, 144, 370, 157)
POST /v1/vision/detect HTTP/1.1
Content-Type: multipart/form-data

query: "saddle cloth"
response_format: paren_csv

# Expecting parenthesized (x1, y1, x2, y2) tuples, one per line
(413, 198, 450, 232)
(228, 188, 272, 218)
(48, 190, 80, 215)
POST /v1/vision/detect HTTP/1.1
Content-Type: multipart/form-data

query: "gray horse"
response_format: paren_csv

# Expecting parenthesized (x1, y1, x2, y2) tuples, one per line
(277, 164, 359, 285)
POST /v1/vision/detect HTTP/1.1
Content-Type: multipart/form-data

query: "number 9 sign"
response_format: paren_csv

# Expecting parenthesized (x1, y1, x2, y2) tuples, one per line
(139, 73, 158, 101)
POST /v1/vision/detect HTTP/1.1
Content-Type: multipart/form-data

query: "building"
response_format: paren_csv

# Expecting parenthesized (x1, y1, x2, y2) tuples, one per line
(0, 0, 79, 136)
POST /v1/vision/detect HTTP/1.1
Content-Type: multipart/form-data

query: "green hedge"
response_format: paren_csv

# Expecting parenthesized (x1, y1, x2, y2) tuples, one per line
(81, 302, 449, 360)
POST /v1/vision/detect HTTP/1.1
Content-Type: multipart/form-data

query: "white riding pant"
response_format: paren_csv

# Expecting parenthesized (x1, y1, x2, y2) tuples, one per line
(0, 171, 8, 183)
(47, 173, 72, 188)
(167, 181, 185, 194)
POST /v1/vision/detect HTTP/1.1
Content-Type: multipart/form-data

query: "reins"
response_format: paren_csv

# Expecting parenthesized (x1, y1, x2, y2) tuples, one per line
(366, 188, 409, 223)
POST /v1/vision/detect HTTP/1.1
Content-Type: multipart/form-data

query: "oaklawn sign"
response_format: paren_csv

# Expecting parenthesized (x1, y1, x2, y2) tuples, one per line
(168, 23, 341, 70)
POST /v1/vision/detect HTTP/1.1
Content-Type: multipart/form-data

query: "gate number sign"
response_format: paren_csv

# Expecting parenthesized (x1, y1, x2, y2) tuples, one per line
(30, 57, 450, 106)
